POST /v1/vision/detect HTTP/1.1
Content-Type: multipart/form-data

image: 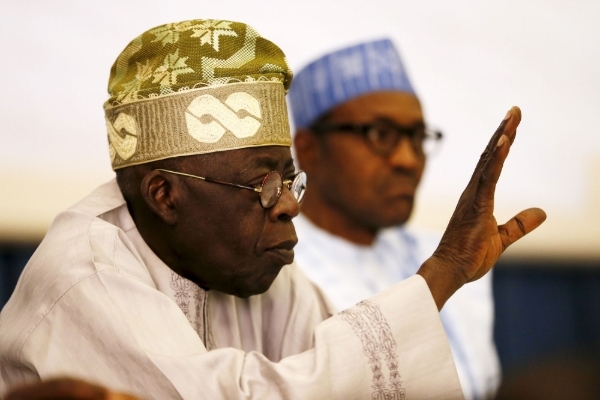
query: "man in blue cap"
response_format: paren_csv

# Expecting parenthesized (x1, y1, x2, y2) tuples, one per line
(290, 39, 500, 400)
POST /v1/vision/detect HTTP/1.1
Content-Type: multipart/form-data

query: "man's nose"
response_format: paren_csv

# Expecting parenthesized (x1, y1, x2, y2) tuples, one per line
(387, 137, 424, 170)
(268, 185, 300, 222)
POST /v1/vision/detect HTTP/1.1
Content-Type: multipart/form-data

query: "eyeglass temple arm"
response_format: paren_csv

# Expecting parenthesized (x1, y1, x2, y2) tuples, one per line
(155, 169, 261, 193)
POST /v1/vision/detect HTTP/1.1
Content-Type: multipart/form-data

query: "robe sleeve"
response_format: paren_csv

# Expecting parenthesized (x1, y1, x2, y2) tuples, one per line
(18, 268, 463, 400)
(441, 273, 500, 399)
(413, 228, 500, 399)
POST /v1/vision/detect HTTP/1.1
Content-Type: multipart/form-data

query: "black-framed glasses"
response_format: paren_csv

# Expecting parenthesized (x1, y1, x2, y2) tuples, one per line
(156, 169, 307, 209)
(311, 121, 443, 157)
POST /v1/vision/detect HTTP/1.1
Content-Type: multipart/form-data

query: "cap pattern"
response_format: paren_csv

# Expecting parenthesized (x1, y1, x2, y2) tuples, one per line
(104, 19, 293, 170)
(288, 39, 415, 129)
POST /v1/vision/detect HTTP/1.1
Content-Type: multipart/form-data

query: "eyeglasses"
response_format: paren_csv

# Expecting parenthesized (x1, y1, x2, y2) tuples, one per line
(311, 121, 443, 158)
(156, 169, 307, 209)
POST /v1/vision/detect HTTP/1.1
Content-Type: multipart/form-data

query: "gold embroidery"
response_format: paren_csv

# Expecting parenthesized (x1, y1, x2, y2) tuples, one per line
(190, 20, 237, 51)
(117, 60, 155, 103)
(108, 141, 116, 163)
(152, 49, 195, 89)
(104, 19, 294, 169)
(259, 63, 287, 74)
(106, 113, 138, 161)
(149, 21, 194, 46)
(105, 81, 290, 170)
(185, 92, 261, 143)
(201, 25, 260, 82)
(108, 36, 143, 94)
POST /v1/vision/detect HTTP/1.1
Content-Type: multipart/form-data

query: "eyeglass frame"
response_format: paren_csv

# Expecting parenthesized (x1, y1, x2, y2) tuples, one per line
(309, 120, 443, 158)
(155, 168, 307, 209)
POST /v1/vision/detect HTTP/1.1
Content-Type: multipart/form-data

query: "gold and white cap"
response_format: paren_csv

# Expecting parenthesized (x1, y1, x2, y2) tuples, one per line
(104, 19, 293, 170)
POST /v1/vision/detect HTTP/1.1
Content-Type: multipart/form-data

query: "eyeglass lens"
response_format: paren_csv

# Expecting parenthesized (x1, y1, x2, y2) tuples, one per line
(260, 172, 283, 208)
(290, 171, 307, 204)
(259, 171, 307, 209)
(367, 125, 437, 157)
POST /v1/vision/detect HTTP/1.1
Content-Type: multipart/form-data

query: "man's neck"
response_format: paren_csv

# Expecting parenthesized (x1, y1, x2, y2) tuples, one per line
(300, 194, 378, 246)
(125, 199, 184, 276)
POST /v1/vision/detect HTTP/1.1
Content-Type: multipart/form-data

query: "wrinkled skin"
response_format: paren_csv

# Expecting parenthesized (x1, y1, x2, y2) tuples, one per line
(418, 107, 546, 309)
(294, 91, 425, 245)
(118, 146, 300, 298)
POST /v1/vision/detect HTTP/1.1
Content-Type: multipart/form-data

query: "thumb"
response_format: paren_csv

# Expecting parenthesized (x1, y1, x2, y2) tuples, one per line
(498, 207, 547, 250)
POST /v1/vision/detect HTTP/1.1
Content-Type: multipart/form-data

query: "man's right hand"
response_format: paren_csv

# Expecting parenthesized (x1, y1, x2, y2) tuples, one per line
(418, 106, 547, 310)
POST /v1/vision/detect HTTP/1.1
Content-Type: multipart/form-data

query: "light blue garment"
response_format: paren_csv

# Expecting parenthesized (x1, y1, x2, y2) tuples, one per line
(288, 38, 415, 129)
(293, 213, 501, 400)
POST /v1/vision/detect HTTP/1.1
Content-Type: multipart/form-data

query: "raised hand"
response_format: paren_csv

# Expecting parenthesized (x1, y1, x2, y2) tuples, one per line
(418, 107, 547, 310)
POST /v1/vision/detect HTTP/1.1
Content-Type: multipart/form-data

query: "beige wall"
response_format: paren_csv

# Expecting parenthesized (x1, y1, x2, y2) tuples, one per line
(1, 1, 599, 260)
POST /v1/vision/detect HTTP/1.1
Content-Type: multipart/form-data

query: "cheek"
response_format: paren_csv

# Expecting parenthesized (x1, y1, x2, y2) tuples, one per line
(327, 142, 386, 199)
(231, 215, 265, 253)
(192, 211, 268, 293)
(212, 207, 265, 258)
(181, 190, 264, 262)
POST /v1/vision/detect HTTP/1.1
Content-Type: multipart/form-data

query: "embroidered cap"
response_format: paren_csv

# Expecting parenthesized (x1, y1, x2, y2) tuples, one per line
(104, 19, 294, 170)
(288, 39, 415, 129)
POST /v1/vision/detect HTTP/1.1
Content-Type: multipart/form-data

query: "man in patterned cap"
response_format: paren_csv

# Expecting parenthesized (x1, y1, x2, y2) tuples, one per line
(0, 20, 545, 400)
(288, 40, 500, 399)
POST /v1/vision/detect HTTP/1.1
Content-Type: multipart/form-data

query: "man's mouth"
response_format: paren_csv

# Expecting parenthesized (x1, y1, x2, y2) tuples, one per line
(266, 237, 297, 251)
(382, 190, 415, 202)
(265, 247, 295, 265)
(264, 238, 297, 265)
(377, 176, 418, 199)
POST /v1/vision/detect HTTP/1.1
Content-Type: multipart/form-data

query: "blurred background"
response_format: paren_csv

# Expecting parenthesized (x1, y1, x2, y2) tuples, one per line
(1, 0, 599, 390)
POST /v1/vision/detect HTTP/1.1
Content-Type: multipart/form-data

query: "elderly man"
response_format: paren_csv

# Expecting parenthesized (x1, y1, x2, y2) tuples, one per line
(0, 19, 545, 400)
(289, 40, 499, 399)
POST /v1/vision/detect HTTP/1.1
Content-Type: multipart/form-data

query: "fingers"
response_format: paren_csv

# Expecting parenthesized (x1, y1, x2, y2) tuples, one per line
(486, 106, 521, 153)
(463, 107, 519, 192)
(498, 207, 547, 250)
(485, 106, 520, 169)
(500, 106, 521, 145)
(473, 107, 521, 205)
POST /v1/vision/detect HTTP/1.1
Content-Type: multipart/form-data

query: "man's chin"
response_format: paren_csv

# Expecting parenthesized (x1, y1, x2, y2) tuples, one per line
(232, 268, 283, 298)
(365, 208, 412, 230)
(380, 200, 414, 226)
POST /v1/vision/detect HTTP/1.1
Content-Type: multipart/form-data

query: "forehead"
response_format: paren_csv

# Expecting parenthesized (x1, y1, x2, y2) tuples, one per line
(184, 146, 294, 176)
(327, 91, 423, 125)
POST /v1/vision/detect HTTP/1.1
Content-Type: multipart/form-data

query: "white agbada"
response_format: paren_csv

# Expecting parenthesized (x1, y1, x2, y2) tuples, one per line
(0, 180, 463, 399)
(294, 213, 500, 400)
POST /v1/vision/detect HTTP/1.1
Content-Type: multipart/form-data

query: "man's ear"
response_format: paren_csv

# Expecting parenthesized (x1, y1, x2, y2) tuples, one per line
(293, 128, 322, 174)
(140, 171, 178, 225)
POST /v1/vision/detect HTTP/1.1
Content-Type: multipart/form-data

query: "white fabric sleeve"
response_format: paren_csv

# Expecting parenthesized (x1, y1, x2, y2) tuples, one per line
(414, 228, 500, 400)
(441, 273, 501, 399)
(21, 272, 463, 400)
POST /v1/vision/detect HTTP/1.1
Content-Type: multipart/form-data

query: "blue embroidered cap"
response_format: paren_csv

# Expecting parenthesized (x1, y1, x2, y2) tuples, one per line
(288, 39, 415, 129)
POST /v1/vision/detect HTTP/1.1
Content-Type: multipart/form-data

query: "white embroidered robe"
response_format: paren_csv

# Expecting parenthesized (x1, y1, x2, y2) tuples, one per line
(0, 180, 463, 399)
